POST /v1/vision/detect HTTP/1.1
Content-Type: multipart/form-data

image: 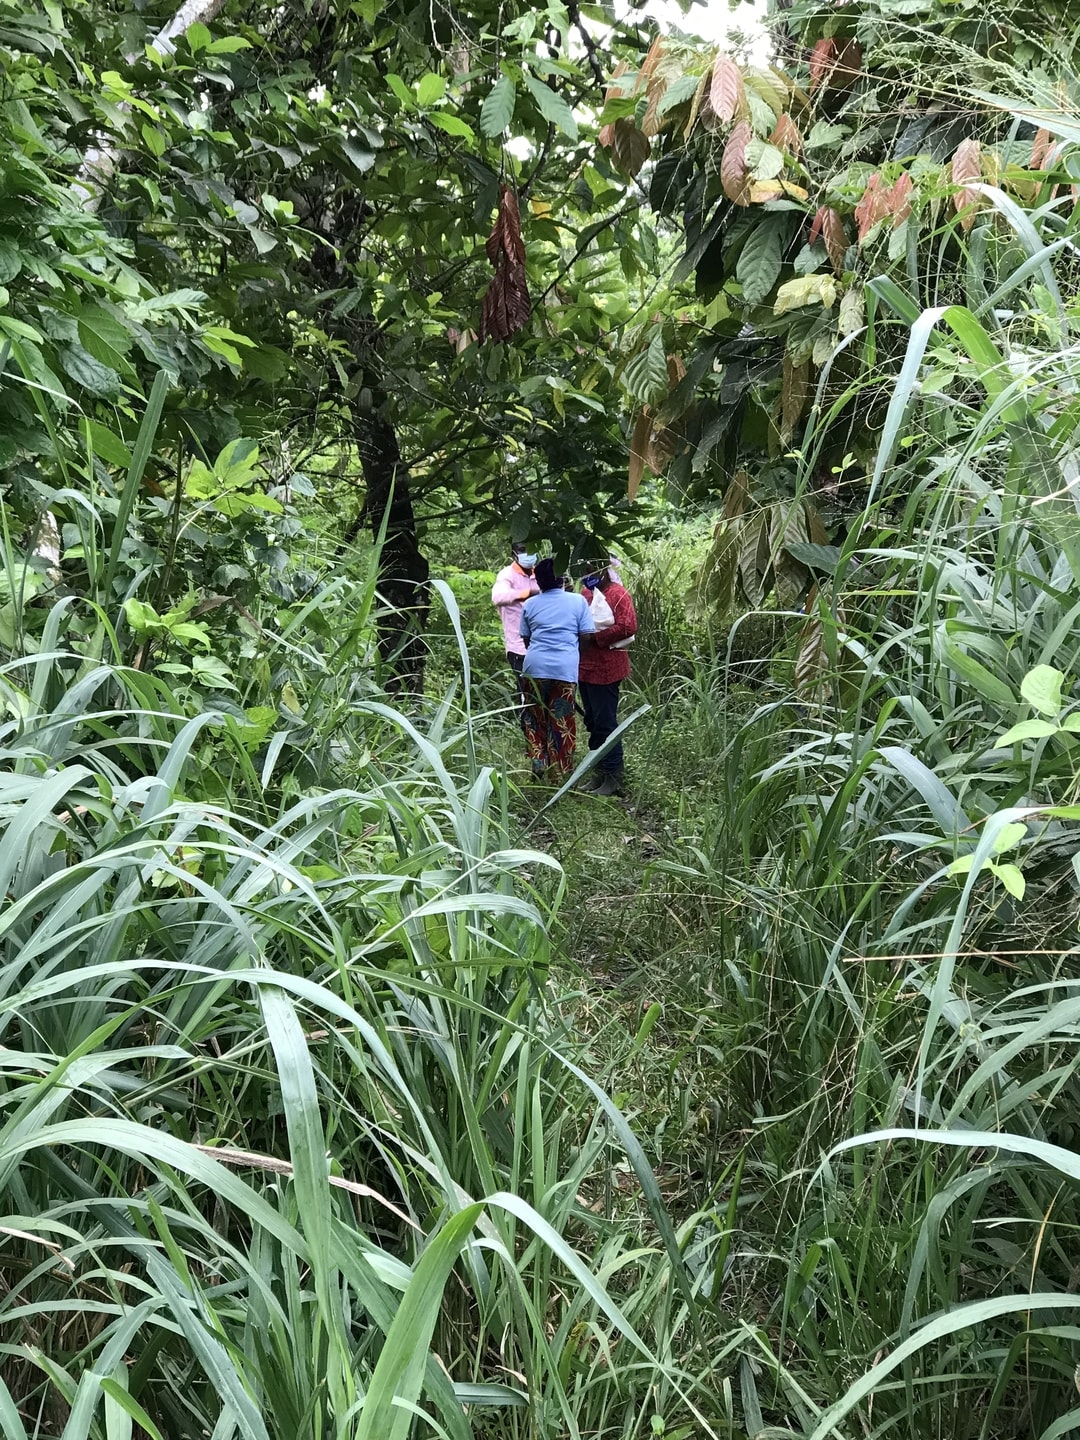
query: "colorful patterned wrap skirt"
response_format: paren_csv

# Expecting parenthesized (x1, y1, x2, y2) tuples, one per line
(519, 678, 577, 775)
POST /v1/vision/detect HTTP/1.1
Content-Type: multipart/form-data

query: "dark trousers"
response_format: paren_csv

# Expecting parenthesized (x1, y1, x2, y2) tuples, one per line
(579, 680, 623, 772)
(507, 651, 526, 729)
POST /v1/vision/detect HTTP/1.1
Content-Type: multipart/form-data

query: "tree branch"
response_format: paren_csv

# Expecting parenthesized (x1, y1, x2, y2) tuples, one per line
(566, 0, 607, 91)
(73, 0, 229, 211)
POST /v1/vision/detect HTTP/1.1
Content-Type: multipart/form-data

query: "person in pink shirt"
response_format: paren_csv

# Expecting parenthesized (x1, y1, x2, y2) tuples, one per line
(491, 544, 539, 717)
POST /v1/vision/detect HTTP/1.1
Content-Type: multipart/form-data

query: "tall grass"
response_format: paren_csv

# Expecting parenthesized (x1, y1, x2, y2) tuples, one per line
(0, 421, 725, 1438)
(621, 121, 1080, 1438)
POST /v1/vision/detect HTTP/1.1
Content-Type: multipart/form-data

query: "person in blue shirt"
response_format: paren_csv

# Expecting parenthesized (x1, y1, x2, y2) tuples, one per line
(518, 557, 596, 778)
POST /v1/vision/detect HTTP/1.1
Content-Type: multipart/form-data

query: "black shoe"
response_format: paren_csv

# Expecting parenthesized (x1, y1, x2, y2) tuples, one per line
(594, 771, 624, 798)
(577, 768, 603, 791)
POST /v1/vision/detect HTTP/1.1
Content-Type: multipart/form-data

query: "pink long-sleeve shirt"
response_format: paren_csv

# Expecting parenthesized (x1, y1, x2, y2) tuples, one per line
(491, 562, 540, 655)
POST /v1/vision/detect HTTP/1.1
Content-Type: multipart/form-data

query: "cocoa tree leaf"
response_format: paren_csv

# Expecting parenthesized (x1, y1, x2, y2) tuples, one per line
(738, 511, 767, 607)
(684, 70, 710, 140)
(820, 209, 847, 274)
(721, 121, 752, 206)
(646, 418, 680, 475)
(809, 38, 837, 90)
(805, 496, 829, 545)
(693, 522, 739, 617)
(628, 410, 651, 501)
(838, 285, 864, 336)
(746, 139, 784, 181)
(480, 75, 516, 137)
(775, 273, 837, 314)
(781, 353, 810, 441)
(769, 113, 803, 156)
(610, 118, 650, 178)
(888, 171, 913, 225)
(736, 215, 784, 306)
(522, 71, 578, 141)
(854, 172, 890, 240)
(833, 39, 863, 85)
(795, 592, 826, 694)
(710, 56, 745, 124)
(952, 137, 982, 229)
(744, 66, 787, 120)
(723, 466, 749, 520)
(621, 329, 669, 407)
(773, 518, 810, 610)
(640, 34, 665, 87)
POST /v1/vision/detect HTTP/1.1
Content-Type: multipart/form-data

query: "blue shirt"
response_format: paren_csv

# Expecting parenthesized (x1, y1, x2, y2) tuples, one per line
(519, 590, 595, 682)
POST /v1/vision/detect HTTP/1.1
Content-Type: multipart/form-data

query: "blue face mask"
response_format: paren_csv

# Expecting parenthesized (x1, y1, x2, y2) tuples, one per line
(584, 574, 602, 590)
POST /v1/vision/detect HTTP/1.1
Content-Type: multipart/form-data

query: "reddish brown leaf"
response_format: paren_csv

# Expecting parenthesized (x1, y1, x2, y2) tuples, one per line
(721, 121, 752, 206)
(821, 208, 848, 273)
(951, 137, 982, 229)
(684, 70, 710, 140)
(809, 38, 837, 90)
(640, 35, 664, 88)
(641, 85, 664, 137)
(781, 353, 810, 442)
(610, 117, 650, 178)
(598, 121, 616, 149)
(809, 206, 828, 245)
(479, 185, 530, 343)
(603, 59, 633, 106)
(769, 112, 803, 156)
(1031, 127, 1051, 169)
(832, 39, 862, 85)
(710, 56, 745, 124)
(854, 172, 891, 240)
(723, 467, 749, 520)
(646, 420, 681, 475)
(666, 353, 686, 388)
(628, 410, 651, 502)
(888, 171, 913, 225)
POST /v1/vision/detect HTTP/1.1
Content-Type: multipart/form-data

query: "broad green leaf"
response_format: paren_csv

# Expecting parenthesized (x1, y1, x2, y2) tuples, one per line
(123, 598, 162, 634)
(141, 122, 166, 157)
(80, 418, 132, 467)
(480, 75, 516, 137)
(806, 119, 848, 148)
(991, 821, 1028, 855)
(427, 111, 474, 140)
(206, 34, 252, 53)
(60, 343, 120, 396)
(775, 273, 837, 315)
(0, 240, 22, 284)
(386, 72, 414, 107)
(521, 71, 578, 141)
(621, 330, 668, 407)
(736, 217, 783, 307)
(994, 718, 1058, 747)
(746, 139, 784, 181)
(990, 861, 1025, 897)
(1020, 663, 1065, 717)
(77, 303, 135, 376)
(185, 20, 211, 50)
(416, 72, 446, 106)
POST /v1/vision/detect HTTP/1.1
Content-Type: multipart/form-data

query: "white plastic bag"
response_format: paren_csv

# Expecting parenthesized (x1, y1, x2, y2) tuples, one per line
(589, 588, 615, 628)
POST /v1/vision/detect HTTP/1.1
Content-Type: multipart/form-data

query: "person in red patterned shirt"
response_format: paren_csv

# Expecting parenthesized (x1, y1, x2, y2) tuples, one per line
(577, 558, 637, 796)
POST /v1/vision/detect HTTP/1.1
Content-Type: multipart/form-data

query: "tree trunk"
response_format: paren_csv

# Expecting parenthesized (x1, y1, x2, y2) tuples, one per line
(357, 410, 430, 694)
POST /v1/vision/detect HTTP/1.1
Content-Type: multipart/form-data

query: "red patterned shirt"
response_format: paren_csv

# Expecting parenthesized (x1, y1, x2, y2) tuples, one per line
(578, 581, 637, 685)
